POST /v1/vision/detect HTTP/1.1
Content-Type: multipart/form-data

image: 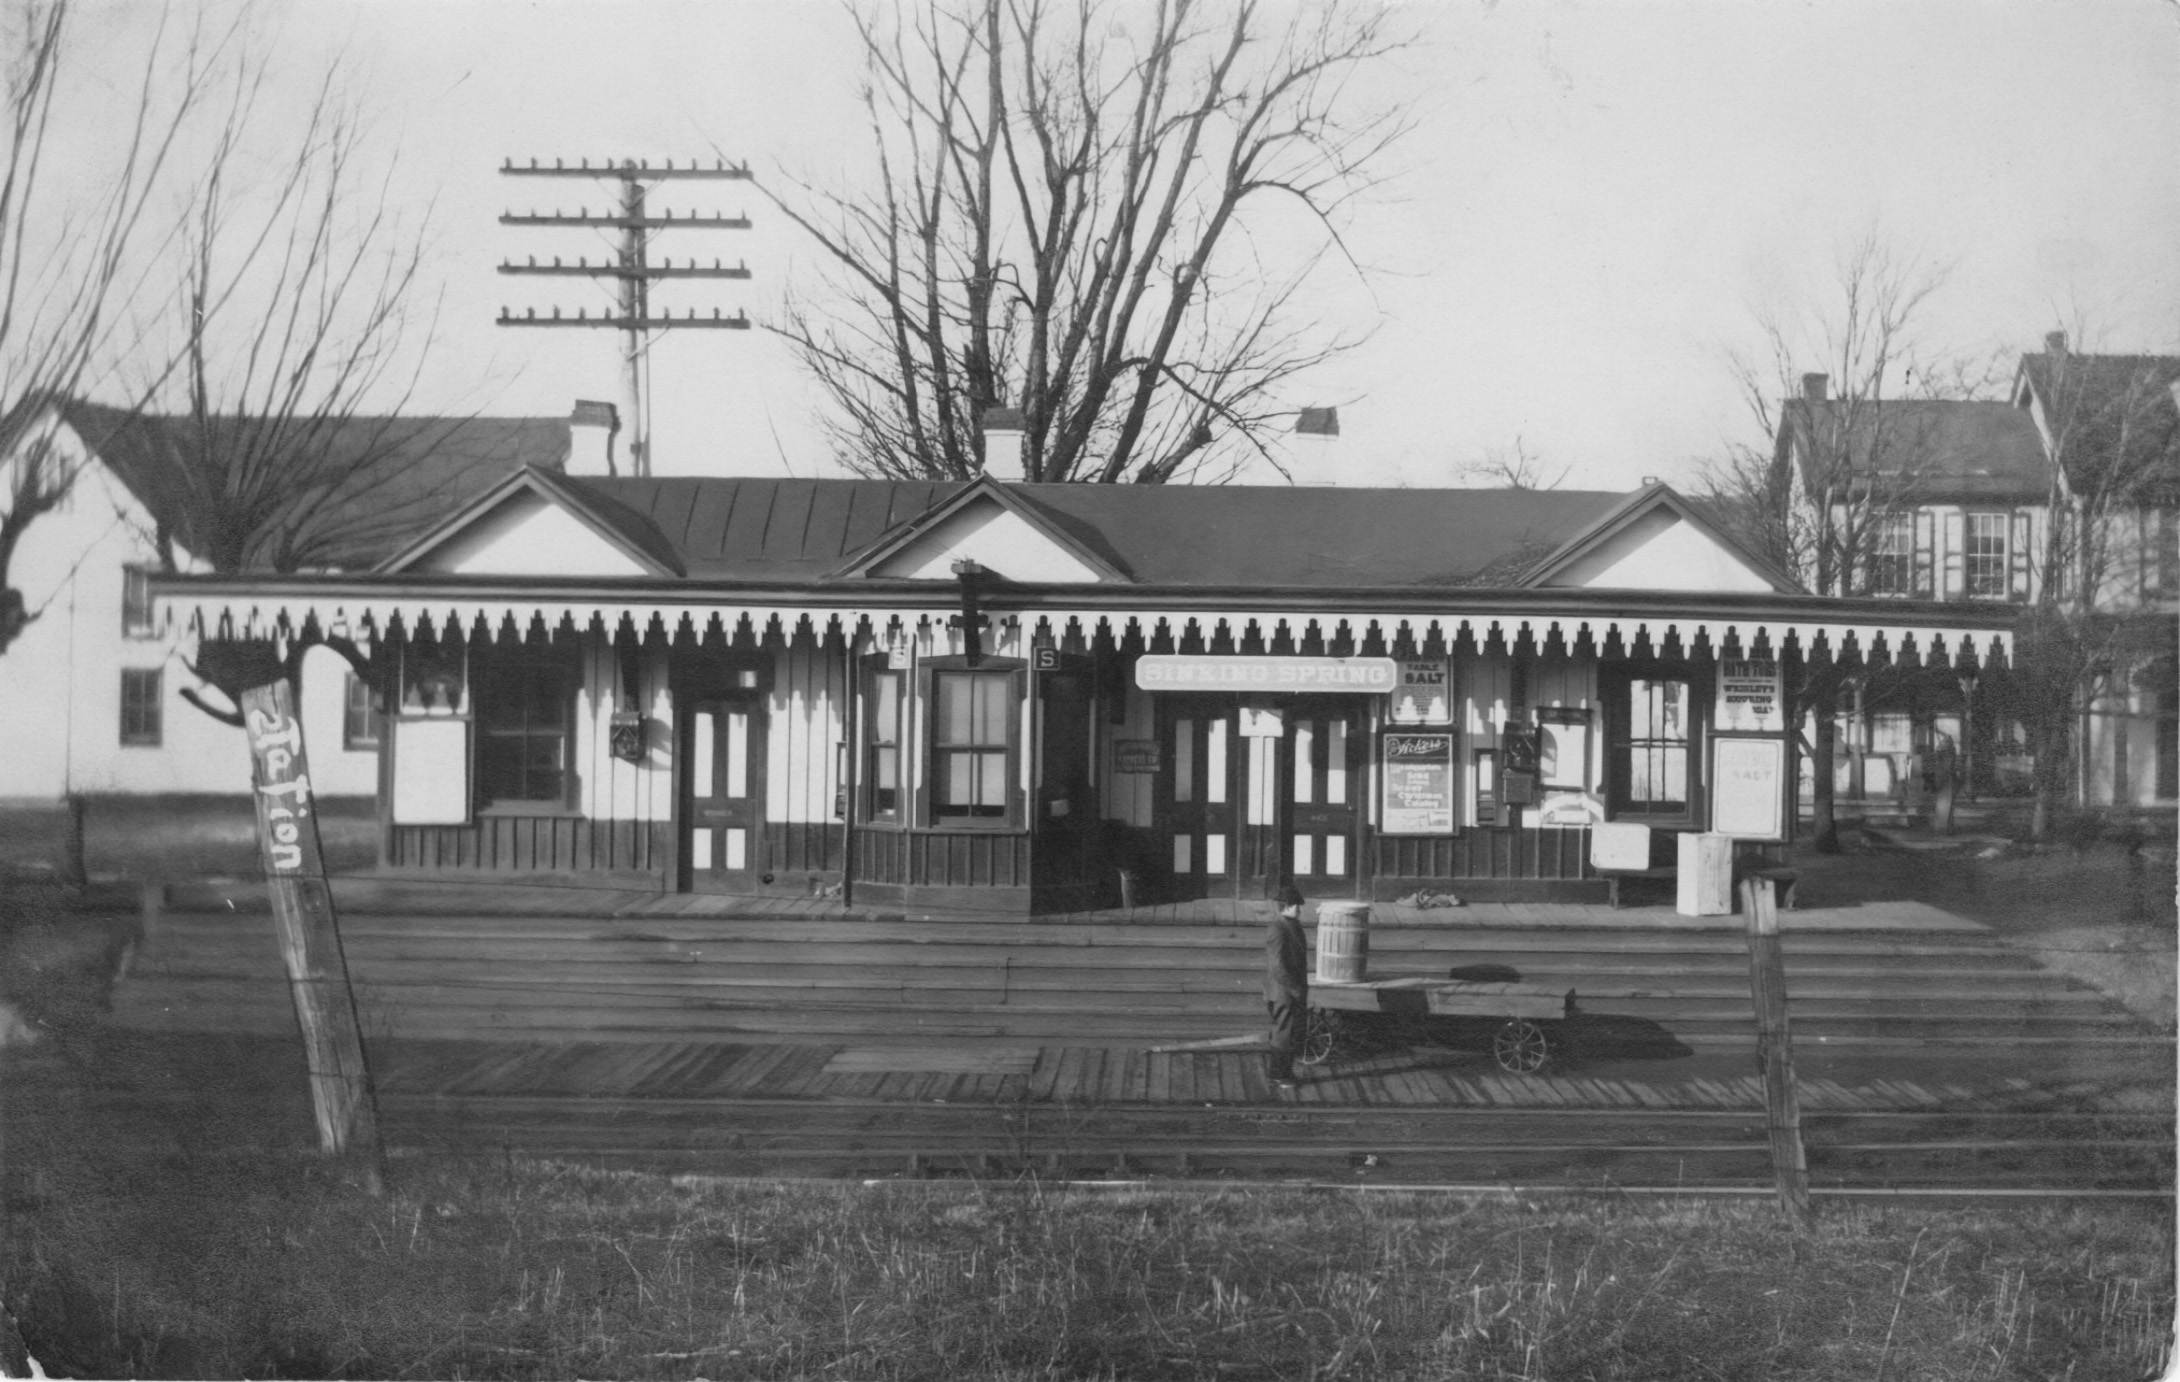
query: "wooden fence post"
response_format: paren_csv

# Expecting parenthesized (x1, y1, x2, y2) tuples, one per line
(240, 672, 384, 1193)
(1743, 874, 1812, 1227)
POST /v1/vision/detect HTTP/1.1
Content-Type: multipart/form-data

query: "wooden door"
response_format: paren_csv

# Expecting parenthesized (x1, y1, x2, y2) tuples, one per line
(684, 694, 767, 892)
(1280, 703, 1363, 893)
(1155, 697, 1239, 899)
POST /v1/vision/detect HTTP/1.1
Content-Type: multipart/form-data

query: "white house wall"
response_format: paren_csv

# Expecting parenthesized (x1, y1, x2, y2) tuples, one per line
(0, 430, 375, 801)
(867, 500, 1108, 583)
(1544, 509, 1775, 593)
(416, 491, 651, 578)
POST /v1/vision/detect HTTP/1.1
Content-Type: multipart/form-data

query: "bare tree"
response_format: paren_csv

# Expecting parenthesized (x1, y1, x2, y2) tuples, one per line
(1696, 230, 1968, 850)
(760, 0, 1412, 484)
(1999, 326, 2180, 839)
(1457, 435, 1566, 490)
(0, 0, 236, 653)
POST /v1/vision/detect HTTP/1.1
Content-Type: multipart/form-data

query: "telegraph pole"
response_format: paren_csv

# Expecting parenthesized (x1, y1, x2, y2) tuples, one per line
(498, 157, 754, 475)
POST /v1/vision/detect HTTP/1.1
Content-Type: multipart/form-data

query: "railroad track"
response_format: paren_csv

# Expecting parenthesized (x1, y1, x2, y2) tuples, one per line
(378, 1091, 2175, 1193)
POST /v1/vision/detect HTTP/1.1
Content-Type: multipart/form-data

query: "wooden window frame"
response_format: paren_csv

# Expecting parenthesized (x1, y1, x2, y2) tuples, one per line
(342, 672, 382, 751)
(860, 658, 907, 827)
(120, 564, 156, 639)
(916, 656, 1025, 831)
(1963, 510, 2010, 600)
(119, 667, 162, 746)
(1599, 661, 1706, 827)
(470, 644, 580, 813)
(1867, 513, 1915, 598)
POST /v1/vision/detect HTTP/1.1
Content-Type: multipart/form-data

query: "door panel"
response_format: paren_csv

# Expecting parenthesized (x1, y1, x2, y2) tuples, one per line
(1155, 698, 1237, 899)
(1283, 705, 1361, 891)
(685, 695, 766, 891)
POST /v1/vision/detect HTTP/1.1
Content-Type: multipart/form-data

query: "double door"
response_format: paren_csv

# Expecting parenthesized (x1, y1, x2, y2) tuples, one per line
(1154, 696, 1364, 898)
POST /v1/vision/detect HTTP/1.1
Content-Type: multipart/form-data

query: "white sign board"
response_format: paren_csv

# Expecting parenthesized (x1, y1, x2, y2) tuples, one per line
(1389, 660, 1452, 725)
(1135, 655, 1398, 693)
(1716, 659, 1784, 734)
(392, 717, 472, 825)
(1710, 736, 1786, 840)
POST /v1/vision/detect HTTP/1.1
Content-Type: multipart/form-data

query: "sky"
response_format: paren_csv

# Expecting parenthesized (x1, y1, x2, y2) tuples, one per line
(61, 0, 2180, 492)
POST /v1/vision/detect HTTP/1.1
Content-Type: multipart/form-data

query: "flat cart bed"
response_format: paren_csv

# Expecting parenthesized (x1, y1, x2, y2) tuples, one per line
(1305, 978, 1579, 1072)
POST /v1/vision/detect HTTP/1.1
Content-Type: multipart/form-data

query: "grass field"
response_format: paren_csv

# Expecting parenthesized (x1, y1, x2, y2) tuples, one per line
(1, 883, 2174, 1381)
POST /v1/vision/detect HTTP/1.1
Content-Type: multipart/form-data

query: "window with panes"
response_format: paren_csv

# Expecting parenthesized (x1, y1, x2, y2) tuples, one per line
(119, 668, 161, 745)
(120, 566, 155, 637)
(1868, 514, 1914, 597)
(927, 668, 1018, 826)
(863, 665, 905, 823)
(343, 673, 381, 750)
(1603, 667, 1698, 822)
(472, 648, 576, 807)
(1965, 512, 2009, 598)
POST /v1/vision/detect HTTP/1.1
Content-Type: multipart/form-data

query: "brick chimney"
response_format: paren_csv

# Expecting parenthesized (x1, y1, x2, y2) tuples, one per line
(2045, 330, 2068, 355)
(982, 406, 1024, 477)
(567, 400, 620, 477)
(1800, 373, 1828, 403)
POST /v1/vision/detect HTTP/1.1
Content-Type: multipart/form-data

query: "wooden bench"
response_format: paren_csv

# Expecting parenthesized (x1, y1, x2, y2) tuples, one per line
(1599, 860, 1799, 910)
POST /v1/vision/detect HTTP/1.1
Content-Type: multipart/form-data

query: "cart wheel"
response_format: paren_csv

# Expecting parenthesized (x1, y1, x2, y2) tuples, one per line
(1298, 1009, 1340, 1067)
(1492, 1018, 1551, 1073)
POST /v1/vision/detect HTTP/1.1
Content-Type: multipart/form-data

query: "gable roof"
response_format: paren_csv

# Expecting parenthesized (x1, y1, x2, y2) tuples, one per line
(2013, 350, 2180, 499)
(376, 467, 684, 577)
(830, 474, 1133, 581)
(1518, 482, 1800, 593)
(381, 472, 1640, 590)
(1774, 397, 2050, 503)
(56, 399, 570, 570)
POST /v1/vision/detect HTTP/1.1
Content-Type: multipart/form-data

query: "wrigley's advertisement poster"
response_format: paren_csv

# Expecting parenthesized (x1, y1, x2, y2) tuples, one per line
(1715, 659, 1784, 734)
(1381, 732, 1456, 834)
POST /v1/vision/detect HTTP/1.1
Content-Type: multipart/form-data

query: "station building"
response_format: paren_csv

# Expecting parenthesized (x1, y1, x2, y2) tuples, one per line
(155, 468, 2016, 912)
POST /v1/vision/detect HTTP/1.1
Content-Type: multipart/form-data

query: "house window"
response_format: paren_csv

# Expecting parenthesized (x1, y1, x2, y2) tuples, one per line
(1964, 512, 2009, 598)
(928, 668, 1017, 825)
(120, 565, 155, 637)
(343, 673, 381, 750)
(472, 648, 576, 806)
(119, 668, 161, 746)
(2148, 508, 2178, 598)
(864, 666, 904, 823)
(1604, 670, 1695, 821)
(1868, 514, 1914, 597)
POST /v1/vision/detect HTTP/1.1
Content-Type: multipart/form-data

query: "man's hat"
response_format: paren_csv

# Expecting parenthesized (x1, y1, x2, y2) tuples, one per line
(1275, 883, 1305, 909)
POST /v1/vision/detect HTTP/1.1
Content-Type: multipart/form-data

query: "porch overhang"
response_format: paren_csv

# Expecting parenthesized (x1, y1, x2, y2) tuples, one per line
(152, 573, 2018, 669)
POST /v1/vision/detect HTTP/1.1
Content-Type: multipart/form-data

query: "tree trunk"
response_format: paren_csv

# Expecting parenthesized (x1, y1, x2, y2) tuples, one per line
(1810, 678, 1841, 853)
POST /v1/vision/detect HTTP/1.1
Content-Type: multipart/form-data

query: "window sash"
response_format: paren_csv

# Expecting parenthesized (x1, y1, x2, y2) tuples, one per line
(120, 566, 154, 638)
(343, 674, 381, 750)
(473, 653, 573, 804)
(119, 669, 161, 745)
(1606, 673, 1695, 818)
(1964, 512, 2009, 598)
(921, 666, 1020, 827)
(864, 669, 904, 821)
(1868, 516, 1914, 597)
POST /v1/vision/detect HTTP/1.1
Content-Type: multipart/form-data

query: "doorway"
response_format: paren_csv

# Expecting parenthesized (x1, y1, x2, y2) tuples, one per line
(1152, 696, 1364, 899)
(681, 691, 768, 892)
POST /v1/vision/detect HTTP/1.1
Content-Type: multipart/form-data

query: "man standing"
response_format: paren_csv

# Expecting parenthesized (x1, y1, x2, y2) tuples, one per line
(1264, 883, 1309, 1090)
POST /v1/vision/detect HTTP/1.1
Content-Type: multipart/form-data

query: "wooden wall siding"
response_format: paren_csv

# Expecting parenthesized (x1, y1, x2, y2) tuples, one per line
(766, 821, 844, 876)
(768, 644, 848, 825)
(1101, 686, 1157, 827)
(576, 641, 673, 825)
(1370, 826, 1594, 882)
(853, 830, 1032, 888)
(388, 817, 671, 874)
(1460, 653, 1600, 825)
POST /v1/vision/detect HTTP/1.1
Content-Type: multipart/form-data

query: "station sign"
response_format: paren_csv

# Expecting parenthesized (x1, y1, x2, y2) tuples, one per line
(1134, 655, 1398, 693)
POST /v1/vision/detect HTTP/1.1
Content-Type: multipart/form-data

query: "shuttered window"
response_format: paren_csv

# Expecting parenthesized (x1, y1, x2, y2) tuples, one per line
(1965, 512, 2009, 599)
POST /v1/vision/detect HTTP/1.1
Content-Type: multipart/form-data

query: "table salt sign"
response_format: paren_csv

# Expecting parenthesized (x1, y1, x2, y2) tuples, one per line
(1113, 739, 1161, 773)
(1390, 660, 1452, 725)
(1381, 732, 1456, 834)
(1716, 659, 1784, 733)
(1711, 736, 1787, 840)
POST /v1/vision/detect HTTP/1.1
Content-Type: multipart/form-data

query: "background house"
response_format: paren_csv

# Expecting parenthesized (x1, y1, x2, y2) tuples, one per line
(0, 400, 589, 805)
(1777, 335, 2180, 819)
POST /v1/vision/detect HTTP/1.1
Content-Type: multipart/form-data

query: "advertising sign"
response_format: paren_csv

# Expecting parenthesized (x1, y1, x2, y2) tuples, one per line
(1381, 732, 1456, 834)
(1113, 739, 1161, 773)
(1135, 655, 1398, 693)
(1716, 658, 1784, 734)
(1711, 735, 1787, 840)
(1389, 660, 1452, 724)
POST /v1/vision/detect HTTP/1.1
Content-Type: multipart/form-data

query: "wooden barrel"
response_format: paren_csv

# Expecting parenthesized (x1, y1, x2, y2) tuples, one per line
(1314, 901, 1370, 983)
